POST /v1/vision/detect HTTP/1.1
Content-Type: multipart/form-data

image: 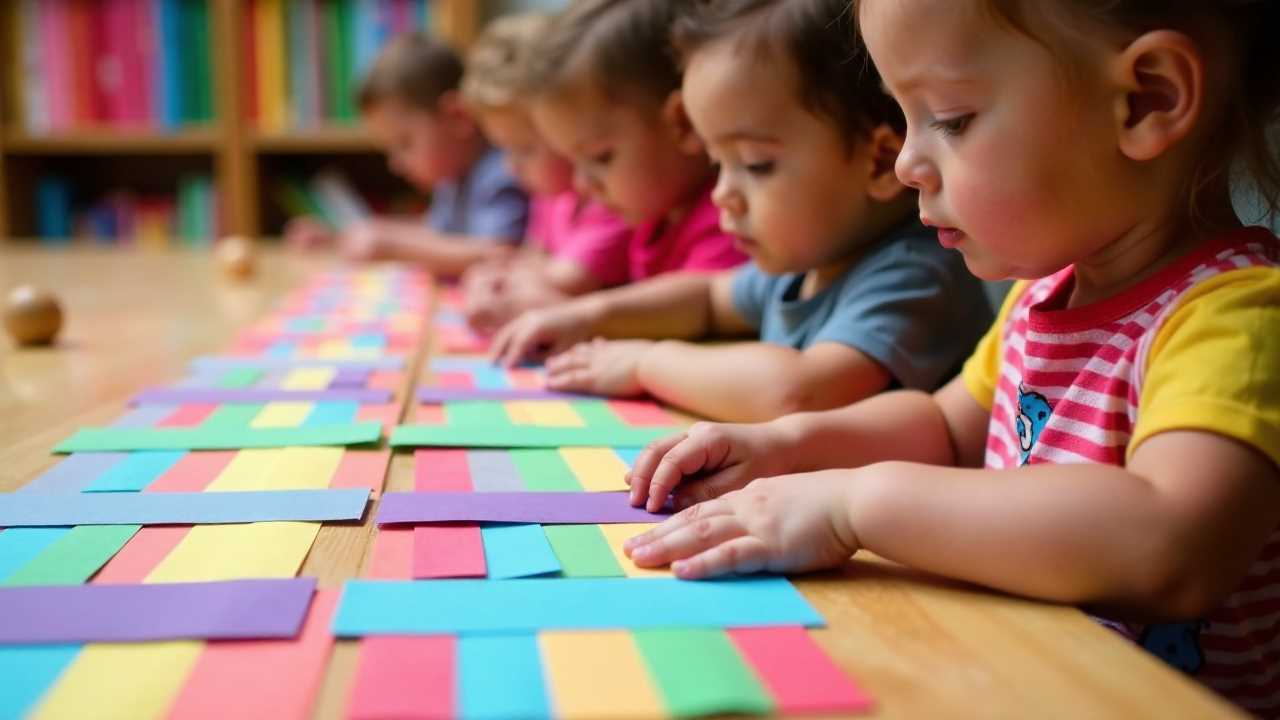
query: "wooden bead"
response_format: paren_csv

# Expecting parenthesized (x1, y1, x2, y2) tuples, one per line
(4, 285, 63, 346)
(216, 236, 256, 280)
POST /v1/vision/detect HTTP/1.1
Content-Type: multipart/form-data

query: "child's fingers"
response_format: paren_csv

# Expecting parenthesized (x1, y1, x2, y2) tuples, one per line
(487, 324, 515, 365)
(623, 497, 732, 553)
(628, 514, 747, 568)
(627, 432, 689, 506)
(670, 536, 771, 580)
(644, 433, 729, 512)
(671, 467, 750, 511)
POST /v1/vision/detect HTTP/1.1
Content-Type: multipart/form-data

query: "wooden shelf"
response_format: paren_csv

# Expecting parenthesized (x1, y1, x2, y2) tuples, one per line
(252, 127, 382, 154)
(3, 128, 221, 155)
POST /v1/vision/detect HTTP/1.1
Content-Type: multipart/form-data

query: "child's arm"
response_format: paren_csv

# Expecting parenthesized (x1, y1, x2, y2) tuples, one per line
(547, 339, 890, 423)
(489, 271, 752, 366)
(340, 219, 513, 278)
(626, 429, 1280, 618)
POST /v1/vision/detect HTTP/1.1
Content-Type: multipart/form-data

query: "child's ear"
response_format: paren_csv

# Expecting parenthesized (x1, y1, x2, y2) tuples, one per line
(864, 125, 909, 202)
(661, 90, 705, 156)
(1111, 30, 1204, 162)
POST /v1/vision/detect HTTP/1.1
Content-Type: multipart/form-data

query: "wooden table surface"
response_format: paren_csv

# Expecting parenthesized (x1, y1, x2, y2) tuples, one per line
(0, 247, 1245, 720)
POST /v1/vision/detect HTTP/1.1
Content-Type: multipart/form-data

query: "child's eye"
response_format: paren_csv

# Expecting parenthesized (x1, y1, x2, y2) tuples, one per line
(589, 151, 614, 166)
(930, 114, 974, 138)
(745, 161, 775, 176)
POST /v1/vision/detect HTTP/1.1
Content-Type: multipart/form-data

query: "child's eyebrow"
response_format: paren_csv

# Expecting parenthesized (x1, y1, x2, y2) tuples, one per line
(710, 129, 781, 145)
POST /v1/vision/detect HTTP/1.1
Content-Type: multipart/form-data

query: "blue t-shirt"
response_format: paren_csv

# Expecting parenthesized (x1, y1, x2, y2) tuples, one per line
(730, 220, 993, 391)
(426, 145, 529, 243)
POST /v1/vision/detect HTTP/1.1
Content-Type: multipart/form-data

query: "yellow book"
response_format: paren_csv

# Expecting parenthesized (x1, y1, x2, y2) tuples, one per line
(257, 0, 288, 131)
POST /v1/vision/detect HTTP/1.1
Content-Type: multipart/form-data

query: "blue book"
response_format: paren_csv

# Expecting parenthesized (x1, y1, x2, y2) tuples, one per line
(286, 0, 311, 127)
(35, 177, 73, 242)
(157, 0, 183, 128)
(353, 0, 380, 79)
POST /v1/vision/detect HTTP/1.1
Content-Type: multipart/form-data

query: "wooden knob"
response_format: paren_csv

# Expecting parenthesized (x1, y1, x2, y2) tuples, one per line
(216, 236, 256, 281)
(4, 285, 63, 346)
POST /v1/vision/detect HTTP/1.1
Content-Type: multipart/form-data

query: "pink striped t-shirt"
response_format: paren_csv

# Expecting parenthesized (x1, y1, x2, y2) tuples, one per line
(526, 192, 632, 288)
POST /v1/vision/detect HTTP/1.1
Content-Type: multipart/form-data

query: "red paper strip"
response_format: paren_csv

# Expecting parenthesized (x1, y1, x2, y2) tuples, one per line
(347, 636, 456, 720)
(412, 525, 487, 579)
(727, 627, 874, 715)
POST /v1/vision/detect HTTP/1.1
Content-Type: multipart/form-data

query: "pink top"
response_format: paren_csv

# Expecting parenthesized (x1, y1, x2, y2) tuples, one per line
(527, 192, 632, 287)
(628, 184, 747, 280)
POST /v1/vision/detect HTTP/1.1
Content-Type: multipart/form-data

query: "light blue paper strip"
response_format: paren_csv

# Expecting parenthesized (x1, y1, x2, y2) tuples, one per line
(467, 451, 523, 492)
(614, 448, 641, 467)
(0, 644, 80, 719)
(191, 356, 405, 371)
(471, 367, 512, 390)
(0, 529, 70, 581)
(84, 451, 186, 493)
(352, 333, 385, 349)
(19, 454, 127, 494)
(0, 489, 369, 528)
(481, 524, 560, 579)
(304, 402, 360, 426)
(332, 576, 824, 636)
(459, 634, 551, 720)
(266, 341, 299, 358)
(112, 405, 178, 428)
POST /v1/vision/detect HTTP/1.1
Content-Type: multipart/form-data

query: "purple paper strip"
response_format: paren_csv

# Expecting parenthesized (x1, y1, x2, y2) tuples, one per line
(417, 387, 583, 403)
(330, 368, 372, 387)
(130, 388, 393, 405)
(0, 578, 316, 644)
(20, 453, 127, 494)
(376, 491, 671, 525)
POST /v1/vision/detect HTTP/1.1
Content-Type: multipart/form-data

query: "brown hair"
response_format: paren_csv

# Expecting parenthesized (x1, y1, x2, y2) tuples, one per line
(357, 32, 463, 113)
(461, 12, 555, 110)
(978, 0, 1280, 219)
(671, 0, 905, 146)
(524, 0, 684, 107)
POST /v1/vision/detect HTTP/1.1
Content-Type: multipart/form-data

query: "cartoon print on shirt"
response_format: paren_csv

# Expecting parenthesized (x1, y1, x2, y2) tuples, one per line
(1015, 384, 1053, 465)
(1140, 620, 1207, 674)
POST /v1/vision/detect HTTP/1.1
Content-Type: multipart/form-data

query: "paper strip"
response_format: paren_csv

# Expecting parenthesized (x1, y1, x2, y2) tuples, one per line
(54, 422, 381, 452)
(412, 525, 487, 578)
(0, 489, 368, 527)
(191, 356, 405, 371)
(113, 405, 179, 427)
(634, 628, 773, 717)
(608, 399, 675, 426)
(250, 402, 315, 428)
(20, 454, 126, 494)
(131, 388, 392, 405)
(726, 627, 875, 714)
(145, 523, 323, 583)
(414, 449, 472, 491)
(330, 450, 390, 498)
(30, 641, 203, 720)
(417, 387, 579, 402)
(560, 448, 630, 491)
(332, 577, 823, 636)
(467, 450, 523, 491)
(509, 400, 585, 427)
(304, 401, 359, 425)
(347, 636, 456, 720)
(391, 424, 682, 449)
(147, 452, 236, 492)
(544, 525, 625, 578)
(281, 367, 337, 390)
(92, 526, 191, 584)
(84, 451, 186, 492)
(0, 644, 80, 719)
(212, 448, 343, 491)
(482, 524, 561, 579)
(203, 449, 281, 491)
(0, 529, 70, 581)
(539, 630, 665, 720)
(444, 402, 510, 426)
(377, 491, 668, 525)
(514, 449, 583, 491)
(165, 590, 338, 720)
(366, 527, 414, 580)
(199, 404, 264, 430)
(1, 525, 140, 586)
(157, 404, 219, 428)
(0, 578, 316, 644)
(459, 634, 551, 720)
(599, 524, 673, 578)
(217, 368, 263, 389)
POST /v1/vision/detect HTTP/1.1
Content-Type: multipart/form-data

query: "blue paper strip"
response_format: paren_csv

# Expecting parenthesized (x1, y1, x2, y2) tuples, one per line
(481, 524, 561, 580)
(304, 402, 360, 426)
(0, 529, 71, 581)
(459, 634, 551, 720)
(332, 577, 824, 636)
(0, 489, 369, 527)
(112, 405, 179, 428)
(84, 451, 186, 493)
(20, 454, 127, 494)
(0, 644, 80, 718)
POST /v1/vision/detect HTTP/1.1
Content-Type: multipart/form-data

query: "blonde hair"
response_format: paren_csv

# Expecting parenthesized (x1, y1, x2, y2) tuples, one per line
(461, 12, 556, 110)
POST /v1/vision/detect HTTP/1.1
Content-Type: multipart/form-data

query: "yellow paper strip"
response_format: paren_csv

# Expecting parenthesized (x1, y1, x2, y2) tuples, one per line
(204, 449, 282, 491)
(32, 641, 203, 720)
(560, 448, 629, 491)
(273, 447, 345, 490)
(506, 401, 584, 427)
(281, 367, 337, 390)
(598, 524, 672, 578)
(539, 630, 667, 720)
(250, 402, 314, 428)
(145, 522, 321, 583)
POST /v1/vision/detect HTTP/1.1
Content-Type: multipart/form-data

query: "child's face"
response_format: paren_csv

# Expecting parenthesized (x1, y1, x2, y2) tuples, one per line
(366, 97, 473, 191)
(477, 106, 575, 197)
(530, 83, 709, 225)
(682, 40, 901, 275)
(861, 0, 1141, 280)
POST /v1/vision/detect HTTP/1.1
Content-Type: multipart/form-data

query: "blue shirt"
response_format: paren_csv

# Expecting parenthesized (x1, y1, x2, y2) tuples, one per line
(426, 146, 529, 243)
(731, 220, 993, 391)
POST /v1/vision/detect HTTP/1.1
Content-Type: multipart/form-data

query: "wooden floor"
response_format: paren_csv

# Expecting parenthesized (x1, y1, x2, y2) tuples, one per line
(0, 246, 1245, 720)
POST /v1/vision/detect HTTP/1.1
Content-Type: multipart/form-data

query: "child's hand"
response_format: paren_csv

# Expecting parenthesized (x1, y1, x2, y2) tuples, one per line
(338, 222, 391, 261)
(546, 338, 652, 397)
(623, 470, 860, 579)
(626, 421, 797, 512)
(489, 304, 594, 367)
(461, 264, 514, 334)
(284, 216, 334, 251)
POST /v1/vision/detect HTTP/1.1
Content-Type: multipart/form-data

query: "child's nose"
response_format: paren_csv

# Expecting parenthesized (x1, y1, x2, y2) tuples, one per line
(572, 166, 602, 200)
(711, 173, 744, 216)
(895, 144, 940, 195)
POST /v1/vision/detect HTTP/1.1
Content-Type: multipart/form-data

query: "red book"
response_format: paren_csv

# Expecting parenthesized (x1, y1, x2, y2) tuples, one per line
(67, 0, 99, 126)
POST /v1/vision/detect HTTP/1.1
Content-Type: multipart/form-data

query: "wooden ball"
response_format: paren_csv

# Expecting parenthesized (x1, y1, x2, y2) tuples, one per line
(216, 236, 256, 280)
(4, 285, 63, 346)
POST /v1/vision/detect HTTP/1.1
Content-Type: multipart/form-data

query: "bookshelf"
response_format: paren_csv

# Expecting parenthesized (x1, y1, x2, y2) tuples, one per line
(0, 0, 480, 242)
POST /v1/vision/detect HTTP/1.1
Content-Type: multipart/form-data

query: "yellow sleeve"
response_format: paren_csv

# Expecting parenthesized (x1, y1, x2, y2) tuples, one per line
(1130, 267, 1280, 468)
(961, 282, 1029, 411)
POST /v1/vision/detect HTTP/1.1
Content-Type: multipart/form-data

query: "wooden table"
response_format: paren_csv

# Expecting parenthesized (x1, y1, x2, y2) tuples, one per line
(0, 247, 1245, 720)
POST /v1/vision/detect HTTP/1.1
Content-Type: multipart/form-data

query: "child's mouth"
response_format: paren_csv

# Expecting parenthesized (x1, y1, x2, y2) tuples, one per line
(936, 227, 965, 249)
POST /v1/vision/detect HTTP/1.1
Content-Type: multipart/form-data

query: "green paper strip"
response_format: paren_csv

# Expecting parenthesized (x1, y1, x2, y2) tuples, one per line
(511, 449, 582, 491)
(200, 404, 266, 430)
(445, 402, 512, 426)
(1, 525, 141, 586)
(55, 422, 381, 453)
(543, 525, 623, 578)
(570, 400, 627, 429)
(634, 628, 775, 718)
(391, 424, 681, 449)
(218, 369, 263, 389)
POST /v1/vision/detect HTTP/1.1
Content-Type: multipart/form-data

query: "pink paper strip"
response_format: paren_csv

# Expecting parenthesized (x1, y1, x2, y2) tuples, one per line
(330, 450, 391, 499)
(158, 404, 219, 428)
(147, 452, 236, 493)
(368, 371, 405, 391)
(412, 525, 487, 578)
(413, 450, 473, 491)
(608, 399, 675, 426)
(366, 527, 414, 580)
(348, 636, 456, 720)
(414, 404, 447, 424)
(356, 404, 400, 436)
(727, 627, 874, 715)
(92, 526, 191, 584)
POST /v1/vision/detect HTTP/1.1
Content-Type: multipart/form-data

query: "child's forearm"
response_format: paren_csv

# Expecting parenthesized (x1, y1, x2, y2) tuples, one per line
(575, 273, 723, 340)
(385, 231, 509, 278)
(636, 341, 888, 422)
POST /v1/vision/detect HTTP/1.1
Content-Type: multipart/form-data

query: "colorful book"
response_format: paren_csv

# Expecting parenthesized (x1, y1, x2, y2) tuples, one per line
(256, 0, 288, 130)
